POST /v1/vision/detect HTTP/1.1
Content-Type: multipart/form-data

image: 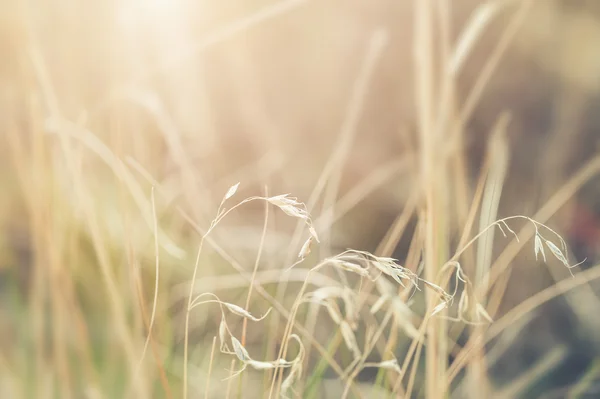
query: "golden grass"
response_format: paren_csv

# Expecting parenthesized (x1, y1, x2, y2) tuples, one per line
(2, 1, 600, 398)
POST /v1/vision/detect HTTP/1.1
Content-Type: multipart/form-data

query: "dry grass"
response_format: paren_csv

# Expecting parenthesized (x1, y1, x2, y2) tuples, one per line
(2, 0, 600, 398)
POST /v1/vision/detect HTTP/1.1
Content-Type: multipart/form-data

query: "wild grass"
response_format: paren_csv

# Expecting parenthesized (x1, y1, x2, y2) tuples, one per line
(2, 0, 600, 398)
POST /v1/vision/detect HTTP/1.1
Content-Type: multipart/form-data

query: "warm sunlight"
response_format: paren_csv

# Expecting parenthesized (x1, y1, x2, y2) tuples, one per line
(1, 1, 600, 398)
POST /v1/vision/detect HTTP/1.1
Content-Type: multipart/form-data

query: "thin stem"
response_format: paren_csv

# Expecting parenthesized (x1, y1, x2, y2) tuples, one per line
(242, 188, 269, 346)
(136, 188, 160, 375)
(183, 237, 206, 399)
(205, 337, 218, 399)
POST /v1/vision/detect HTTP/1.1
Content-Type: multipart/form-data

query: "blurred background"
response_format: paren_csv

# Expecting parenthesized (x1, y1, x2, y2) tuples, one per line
(1, 0, 600, 397)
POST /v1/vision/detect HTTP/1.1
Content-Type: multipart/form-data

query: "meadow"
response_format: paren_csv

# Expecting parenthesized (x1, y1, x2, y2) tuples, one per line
(1, 1, 600, 398)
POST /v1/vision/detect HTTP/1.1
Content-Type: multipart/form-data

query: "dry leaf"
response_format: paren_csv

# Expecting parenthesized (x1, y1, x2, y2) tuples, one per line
(246, 360, 278, 370)
(267, 194, 297, 207)
(309, 225, 320, 243)
(279, 204, 309, 219)
(298, 236, 313, 259)
(534, 234, 546, 262)
(545, 240, 569, 266)
(231, 336, 251, 362)
(224, 303, 272, 322)
(224, 182, 240, 200)
(336, 261, 370, 278)
(219, 318, 228, 351)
